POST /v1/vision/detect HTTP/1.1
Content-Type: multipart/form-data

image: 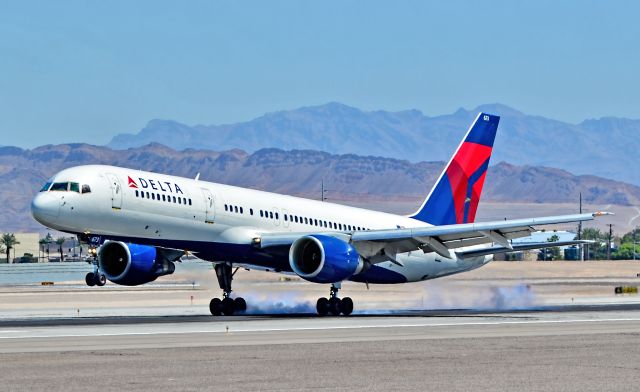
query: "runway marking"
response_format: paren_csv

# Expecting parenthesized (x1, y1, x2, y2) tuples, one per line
(1, 317, 640, 340)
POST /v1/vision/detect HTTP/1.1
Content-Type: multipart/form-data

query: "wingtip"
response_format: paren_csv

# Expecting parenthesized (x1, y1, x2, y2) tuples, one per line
(593, 211, 614, 217)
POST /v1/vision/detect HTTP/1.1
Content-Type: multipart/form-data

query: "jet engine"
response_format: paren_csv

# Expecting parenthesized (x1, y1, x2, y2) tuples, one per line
(289, 235, 364, 283)
(98, 241, 176, 286)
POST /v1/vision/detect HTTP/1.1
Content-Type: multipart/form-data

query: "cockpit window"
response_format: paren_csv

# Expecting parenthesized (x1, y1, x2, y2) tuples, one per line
(39, 182, 52, 192)
(49, 182, 69, 191)
(81, 184, 91, 194)
(69, 182, 80, 193)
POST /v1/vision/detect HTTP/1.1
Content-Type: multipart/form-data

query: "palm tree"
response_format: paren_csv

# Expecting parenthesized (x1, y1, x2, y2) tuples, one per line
(55, 237, 66, 261)
(0, 234, 20, 264)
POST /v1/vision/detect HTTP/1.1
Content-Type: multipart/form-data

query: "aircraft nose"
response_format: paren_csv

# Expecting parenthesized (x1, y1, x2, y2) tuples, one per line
(31, 193, 60, 222)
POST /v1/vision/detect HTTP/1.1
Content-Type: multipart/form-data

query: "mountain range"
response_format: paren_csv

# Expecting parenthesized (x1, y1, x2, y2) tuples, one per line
(2, 143, 639, 233)
(108, 102, 640, 186)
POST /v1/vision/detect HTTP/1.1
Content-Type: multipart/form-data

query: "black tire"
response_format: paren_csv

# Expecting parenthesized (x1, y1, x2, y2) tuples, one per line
(316, 297, 329, 316)
(234, 297, 247, 312)
(96, 274, 106, 286)
(209, 298, 222, 316)
(222, 297, 236, 316)
(340, 297, 354, 316)
(85, 273, 96, 287)
(328, 297, 341, 316)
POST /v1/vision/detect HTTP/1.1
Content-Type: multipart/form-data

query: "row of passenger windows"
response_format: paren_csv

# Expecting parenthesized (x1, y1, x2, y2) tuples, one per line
(135, 190, 192, 206)
(225, 204, 370, 231)
(224, 204, 244, 214)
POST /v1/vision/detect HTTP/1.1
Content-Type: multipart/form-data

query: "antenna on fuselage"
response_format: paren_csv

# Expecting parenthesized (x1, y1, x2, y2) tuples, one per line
(195, 173, 200, 181)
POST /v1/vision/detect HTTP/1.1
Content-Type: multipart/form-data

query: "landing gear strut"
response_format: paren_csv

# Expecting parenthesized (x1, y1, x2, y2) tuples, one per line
(209, 263, 247, 316)
(316, 283, 353, 316)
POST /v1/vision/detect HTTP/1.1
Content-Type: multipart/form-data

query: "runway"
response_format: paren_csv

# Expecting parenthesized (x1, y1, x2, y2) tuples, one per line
(1, 306, 640, 391)
(2, 261, 640, 391)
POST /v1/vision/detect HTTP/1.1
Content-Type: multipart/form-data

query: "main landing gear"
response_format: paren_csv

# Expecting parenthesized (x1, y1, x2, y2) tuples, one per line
(209, 263, 247, 316)
(316, 283, 353, 316)
(85, 268, 106, 287)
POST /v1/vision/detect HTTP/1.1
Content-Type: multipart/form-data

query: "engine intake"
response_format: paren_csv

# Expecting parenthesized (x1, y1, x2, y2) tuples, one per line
(98, 241, 175, 286)
(289, 235, 363, 283)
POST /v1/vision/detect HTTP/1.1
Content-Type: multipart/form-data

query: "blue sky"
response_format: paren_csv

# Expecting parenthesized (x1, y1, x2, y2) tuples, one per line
(1, 0, 639, 148)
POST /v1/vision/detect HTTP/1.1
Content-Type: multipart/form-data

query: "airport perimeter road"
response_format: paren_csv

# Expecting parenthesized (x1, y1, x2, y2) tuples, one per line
(1, 311, 640, 391)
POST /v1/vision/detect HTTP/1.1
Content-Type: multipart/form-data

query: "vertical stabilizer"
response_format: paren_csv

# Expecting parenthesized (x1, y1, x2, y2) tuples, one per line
(409, 113, 500, 225)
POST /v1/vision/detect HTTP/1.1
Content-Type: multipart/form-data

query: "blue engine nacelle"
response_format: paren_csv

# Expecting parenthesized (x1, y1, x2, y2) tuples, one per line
(289, 235, 364, 284)
(98, 241, 175, 286)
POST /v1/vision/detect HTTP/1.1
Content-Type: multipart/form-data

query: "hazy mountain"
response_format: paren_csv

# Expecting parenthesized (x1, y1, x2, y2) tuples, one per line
(2, 143, 639, 233)
(107, 102, 640, 185)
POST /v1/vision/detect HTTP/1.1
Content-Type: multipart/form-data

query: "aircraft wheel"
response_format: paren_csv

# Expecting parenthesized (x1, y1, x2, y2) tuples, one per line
(209, 298, 222, 316)
(234, 297, 247, 312)
(328, 297, 341, 316)
(316, 297, 329, 316)
(85, 273, 96, 287)
(340, 297, 354, 316)
(95, 274, 106, 286)
(222, 297, 236, 316)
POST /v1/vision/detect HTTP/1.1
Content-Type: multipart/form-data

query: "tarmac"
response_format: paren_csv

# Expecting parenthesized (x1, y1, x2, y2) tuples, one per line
(2, 261, 640, 391)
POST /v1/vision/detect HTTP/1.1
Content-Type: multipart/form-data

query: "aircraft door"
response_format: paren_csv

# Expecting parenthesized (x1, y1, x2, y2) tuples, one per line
(201, 188, 215, 223)
(105, 173, 122, 209)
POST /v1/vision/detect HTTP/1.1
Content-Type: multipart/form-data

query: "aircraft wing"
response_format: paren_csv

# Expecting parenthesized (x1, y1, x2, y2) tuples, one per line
(256, 212, 609, 261)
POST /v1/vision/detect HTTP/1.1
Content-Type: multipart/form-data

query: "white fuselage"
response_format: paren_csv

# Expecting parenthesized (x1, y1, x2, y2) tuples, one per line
(31, 165, 490, 284)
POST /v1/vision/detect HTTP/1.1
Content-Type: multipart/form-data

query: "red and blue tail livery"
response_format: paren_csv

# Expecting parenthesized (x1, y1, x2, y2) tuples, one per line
(410, 113, 499, 226)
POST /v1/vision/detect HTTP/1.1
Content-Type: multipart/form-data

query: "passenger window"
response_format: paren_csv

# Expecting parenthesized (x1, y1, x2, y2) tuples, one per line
(239, 206, 242, 213)
(304, 217, 308, 224)
(224, 204, 228, 211)
(275, 212, 279, 220)
(294, 216, 298, 223)
(234, 206, 238, 213)
(135, 190, 139, 197)
(269, 211, 274, 219)
(284, 215, 288, 222)
(151, 193, 155, 200)
(260, 210, 264, 217)
(250, 208, 254, 215)
(178, 198, 182, 204)
(40, 182, 52, 192)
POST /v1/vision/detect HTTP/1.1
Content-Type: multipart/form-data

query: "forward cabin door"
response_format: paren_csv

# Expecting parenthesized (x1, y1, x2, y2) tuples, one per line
(106, 173, 123, 209)
(201, 188, 215, 224)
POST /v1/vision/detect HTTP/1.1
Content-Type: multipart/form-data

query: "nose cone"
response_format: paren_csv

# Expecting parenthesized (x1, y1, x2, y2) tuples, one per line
(31, 193, 60, 225)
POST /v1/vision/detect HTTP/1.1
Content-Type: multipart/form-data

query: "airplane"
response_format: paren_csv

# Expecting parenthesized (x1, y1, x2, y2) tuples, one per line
(31, 112, 606, 316)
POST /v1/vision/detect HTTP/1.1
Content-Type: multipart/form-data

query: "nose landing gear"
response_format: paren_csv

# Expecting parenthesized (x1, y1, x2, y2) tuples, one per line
(316, 283, 353, 316)
(209, 263, 247, 316)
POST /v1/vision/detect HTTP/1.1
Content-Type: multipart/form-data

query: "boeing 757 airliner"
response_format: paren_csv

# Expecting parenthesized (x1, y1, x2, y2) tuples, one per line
(31, 113, 606, 316)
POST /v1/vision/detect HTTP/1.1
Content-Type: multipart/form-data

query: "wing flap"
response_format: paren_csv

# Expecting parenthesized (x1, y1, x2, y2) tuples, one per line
(457, 240, 593, 259)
